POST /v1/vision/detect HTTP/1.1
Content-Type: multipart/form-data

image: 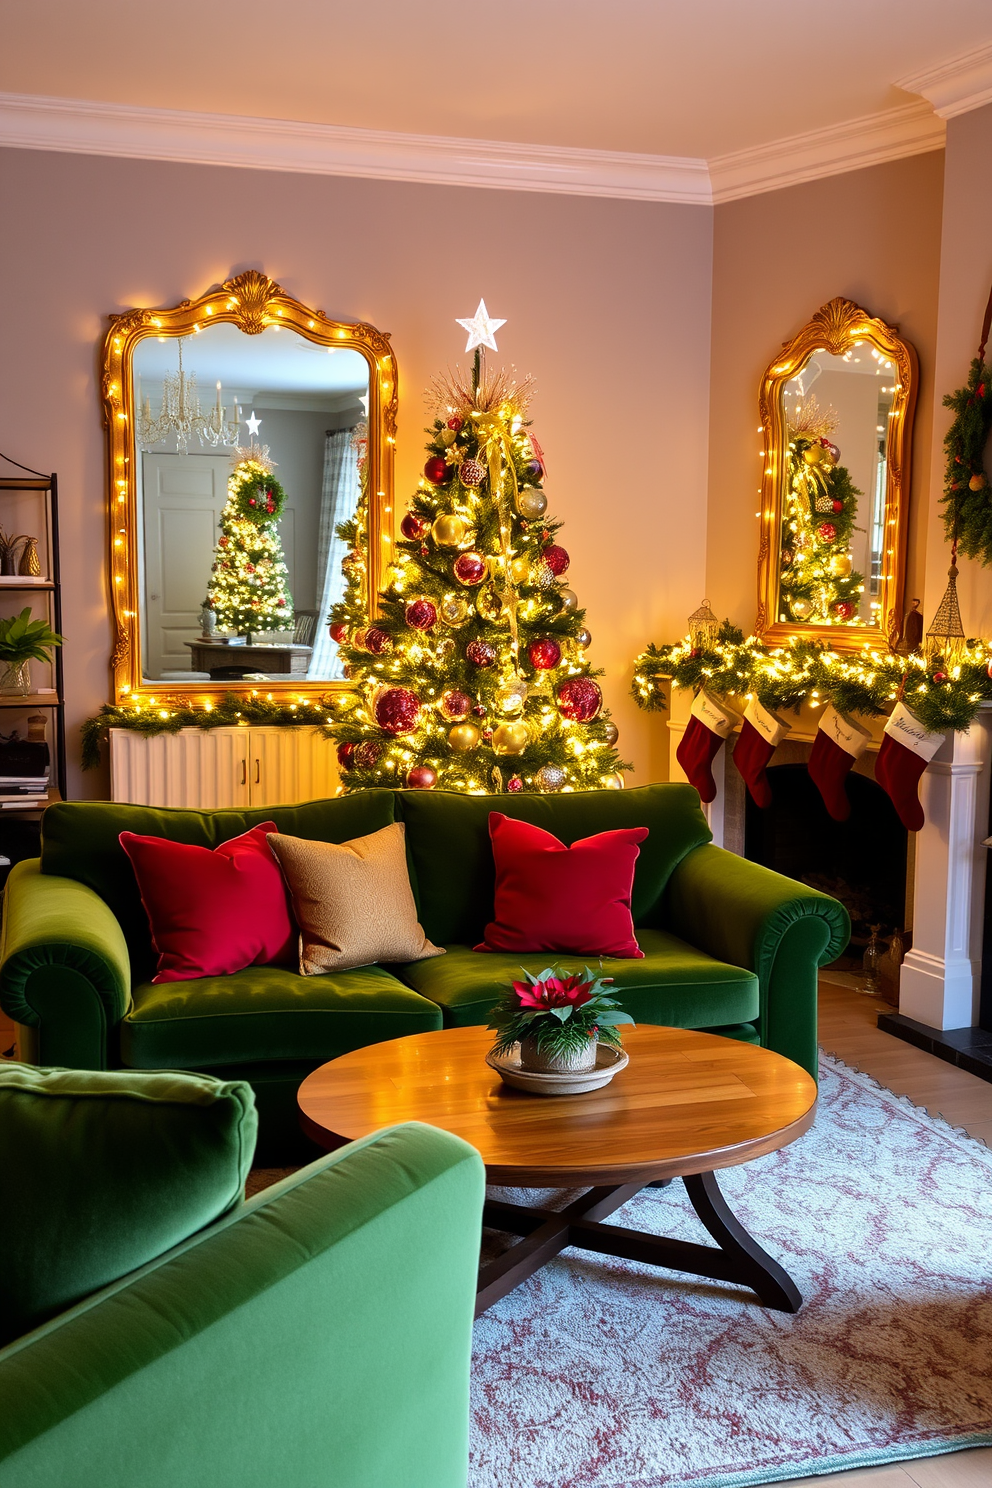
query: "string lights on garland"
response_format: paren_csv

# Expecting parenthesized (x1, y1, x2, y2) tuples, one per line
(81, 692, 334, 771)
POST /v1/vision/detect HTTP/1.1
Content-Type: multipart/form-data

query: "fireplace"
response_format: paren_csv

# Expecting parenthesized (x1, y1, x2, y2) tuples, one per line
(744, 764, 908, 968)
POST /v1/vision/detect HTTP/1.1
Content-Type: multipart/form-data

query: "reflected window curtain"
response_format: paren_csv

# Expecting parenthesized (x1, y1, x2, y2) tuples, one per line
(308, 427, 359, 680)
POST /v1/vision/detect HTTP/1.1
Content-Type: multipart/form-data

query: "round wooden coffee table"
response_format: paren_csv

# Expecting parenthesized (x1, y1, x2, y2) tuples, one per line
(298, 1024, 817, 1315)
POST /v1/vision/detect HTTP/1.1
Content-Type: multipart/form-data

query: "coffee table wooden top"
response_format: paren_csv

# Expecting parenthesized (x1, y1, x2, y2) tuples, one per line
(298, 1025, 817, 1186)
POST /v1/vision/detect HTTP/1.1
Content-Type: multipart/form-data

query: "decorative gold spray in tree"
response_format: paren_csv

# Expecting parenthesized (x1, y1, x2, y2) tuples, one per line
(208, 444, 294, 640)
(327, 302, 629, 793)
(779, 395, 865, 625)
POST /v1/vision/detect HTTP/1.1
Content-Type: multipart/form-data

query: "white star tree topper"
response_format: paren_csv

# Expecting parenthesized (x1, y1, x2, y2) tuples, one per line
(245, 411, 261, 436)
(456, 299, 506, 353)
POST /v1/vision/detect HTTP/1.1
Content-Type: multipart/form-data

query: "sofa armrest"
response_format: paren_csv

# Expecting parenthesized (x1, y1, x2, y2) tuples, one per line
(0, 860, 131, 1069)
(663, 843, 850, 1079)
(0, 1121, 486, 1488)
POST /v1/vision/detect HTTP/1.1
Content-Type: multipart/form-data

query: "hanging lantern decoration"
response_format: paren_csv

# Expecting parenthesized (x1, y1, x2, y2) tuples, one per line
(687, 598, 720, 652)
(925, 556, 968, 666)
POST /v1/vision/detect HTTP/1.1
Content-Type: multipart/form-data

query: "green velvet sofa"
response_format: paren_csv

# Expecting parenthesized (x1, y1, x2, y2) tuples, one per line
(0, 784, 849, 1163)
(0, 1119, 485, 1488)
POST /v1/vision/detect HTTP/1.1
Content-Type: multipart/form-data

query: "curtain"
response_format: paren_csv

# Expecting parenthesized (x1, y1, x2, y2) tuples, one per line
(308, 427, 359, 680)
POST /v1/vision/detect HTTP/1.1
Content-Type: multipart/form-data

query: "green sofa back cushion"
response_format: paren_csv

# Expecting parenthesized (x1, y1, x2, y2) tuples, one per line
(0, 1063, 256, 1345)
(396, 783, 711, 947)
(41, 794, 396, 983)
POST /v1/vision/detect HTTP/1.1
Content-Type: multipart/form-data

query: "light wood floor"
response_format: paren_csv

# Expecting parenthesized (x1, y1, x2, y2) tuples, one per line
(771, 976, 992, 1488)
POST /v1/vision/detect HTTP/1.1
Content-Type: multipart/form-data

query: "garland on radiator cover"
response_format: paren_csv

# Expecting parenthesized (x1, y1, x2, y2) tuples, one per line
(80, 694, 336, 770)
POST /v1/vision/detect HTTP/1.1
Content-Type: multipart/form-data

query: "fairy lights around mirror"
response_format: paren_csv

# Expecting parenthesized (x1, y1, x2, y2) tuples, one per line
(756, 298, 917, 653)
(102, 271, 397, 707)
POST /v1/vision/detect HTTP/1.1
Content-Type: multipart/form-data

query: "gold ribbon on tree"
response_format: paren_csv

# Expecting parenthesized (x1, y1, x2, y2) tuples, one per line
(474, 410, 523, 678)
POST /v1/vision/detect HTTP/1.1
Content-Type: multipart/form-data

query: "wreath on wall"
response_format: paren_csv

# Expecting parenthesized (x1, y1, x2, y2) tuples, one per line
(941, 287, 992, 564)
(231, 468, 288, 526)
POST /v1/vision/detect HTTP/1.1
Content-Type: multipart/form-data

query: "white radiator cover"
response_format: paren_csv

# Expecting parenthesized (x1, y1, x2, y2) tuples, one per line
(109, 726, 340, 808)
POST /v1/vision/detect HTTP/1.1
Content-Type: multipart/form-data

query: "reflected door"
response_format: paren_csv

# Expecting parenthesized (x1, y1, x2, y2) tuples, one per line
(141, 453, 229, 676)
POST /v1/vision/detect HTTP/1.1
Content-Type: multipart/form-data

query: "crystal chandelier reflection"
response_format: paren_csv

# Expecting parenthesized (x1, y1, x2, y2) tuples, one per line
(137, 339, 241, 453)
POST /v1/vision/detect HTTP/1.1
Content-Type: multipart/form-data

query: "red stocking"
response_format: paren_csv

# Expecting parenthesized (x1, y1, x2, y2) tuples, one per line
(808, 706, 871, 822)
(732, 698, 790, 808)
(676, 690, 740, 804)
(874, 702, 945, 831)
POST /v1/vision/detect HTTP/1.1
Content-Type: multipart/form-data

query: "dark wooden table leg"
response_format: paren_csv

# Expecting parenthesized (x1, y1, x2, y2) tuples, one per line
(682, 1170, 802, 1313)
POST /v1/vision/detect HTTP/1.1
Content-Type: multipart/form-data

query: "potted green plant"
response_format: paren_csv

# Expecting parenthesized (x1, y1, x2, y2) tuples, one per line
(488, 966, 634, 1074)
(0, 608, 63, 696)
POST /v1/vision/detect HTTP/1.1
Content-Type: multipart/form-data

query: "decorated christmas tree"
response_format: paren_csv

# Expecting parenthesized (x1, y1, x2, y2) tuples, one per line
(208, 446, 294, 640)
(327, 302, 629, 793)
(779, 396, 864, 625)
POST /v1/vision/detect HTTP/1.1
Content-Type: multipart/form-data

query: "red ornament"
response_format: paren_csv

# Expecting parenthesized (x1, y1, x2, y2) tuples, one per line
(466, 640, 497, 668)
(832, 499, 843, 514)
(543, 544, 570, 577)
(459, 458, 486, 488)
(528, 637, 562, 670)
(816, 522, 838, 543)
(556, 678, 602, 722)
(473, 702, 487, 716)
(364, 627, 392, 655)
(933, 670, 947, 683)
(482, 728, 493, 742)
(833, 601, 854, 621)
(441, 690, 473, 720)
(405, 765, 437, 790)
(424, 456, 449, 485)
(329, 620, 349, 644)
(405, 598, 438, 631)
(420, 544, 430, 557)
(446, 417, 463, 431)
(336, 741, 355, 771)
(354, 741, 380, 769)
(400, 512, 429, 541)
(453, 551, 487, 586)
(246, 563, 255, 574)
(374, 687, 422, 735)
(507, 775, 523, 793)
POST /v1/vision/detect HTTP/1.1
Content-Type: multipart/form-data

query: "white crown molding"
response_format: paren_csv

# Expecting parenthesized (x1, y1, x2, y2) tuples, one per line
(709, 100, 945, 204)
(896, 43, 992, 120)
(0, 92, 712, 205)
(0, 89, 950, 207)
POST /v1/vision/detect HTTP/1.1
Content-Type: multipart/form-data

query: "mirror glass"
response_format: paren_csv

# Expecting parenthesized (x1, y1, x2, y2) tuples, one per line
(132, 323, 369, 684)
(778, 344, 894, 628)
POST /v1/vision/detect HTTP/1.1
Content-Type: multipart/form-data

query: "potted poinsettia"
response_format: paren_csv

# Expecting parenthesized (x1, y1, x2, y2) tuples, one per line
(0, 608, 63, 696)
(488, 966, 634, 1073)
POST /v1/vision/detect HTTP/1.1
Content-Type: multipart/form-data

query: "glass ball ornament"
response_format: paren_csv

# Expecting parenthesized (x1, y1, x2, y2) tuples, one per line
(525, 459, 544, 480)
(354, 741, 381, 769)
(453, 551, 488, 586)
(517, 487, 547, 520)
(507, 775, 523, 793)
(829, 552, 854, 578)
(432, 513, 470, 548)
(603, 720, 619, 746)
(476, 584, 508, 623)
(535, 763, 566, 793)
(439, 593, 470, 627)
(559, 589, 578, 613)
(404, 598, 438, 631)
(374, 687, 421, 735)
(466, 639, 497, 668)
(459, 458, 486, 488)
(435, 636, 455, 662)
(556, 677, 602, 722)
(405, 765, 437, 789)
(792, 598, 813, 620)
(400, 512, 429, 541)
(509, 557, 530, 585)
(342, 549, 363, 577)
(543, 544, 570, 576)
(364, 626, 392, 656)
(440, 689, 473, 721)
(424, 456, 449, 485)
(527, 637, 562, 671)
(492, 721, 529, 756)
(336, 741, 355, 771)
(575, 627, 592, 648)
(496, 679, 528, 714)
(446, 416, 463, 432)
(816, 522, 838, 543)
(834, 600, 855, 620)
(603, 773, 625, 790)
(448, 723, 481, 752)
(329, 620, 349, 644)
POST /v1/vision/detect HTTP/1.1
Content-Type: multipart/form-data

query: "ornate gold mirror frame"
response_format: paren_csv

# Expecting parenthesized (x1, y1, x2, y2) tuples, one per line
(101, 270, 397, 705)
(756, 297, 917, 652)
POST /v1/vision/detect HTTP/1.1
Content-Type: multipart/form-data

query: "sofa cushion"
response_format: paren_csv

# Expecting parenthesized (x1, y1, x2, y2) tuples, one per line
(397, 784, 711, 947)
(120, 964, 443, 1069)
(397, 929, 759, 1031)
(42, 794, 397, 984)
(0, 1062, 256, 1345)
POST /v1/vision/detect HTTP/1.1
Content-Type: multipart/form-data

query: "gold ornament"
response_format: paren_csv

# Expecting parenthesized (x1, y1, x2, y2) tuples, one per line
(439, 427, 458, 447)
(603, 720, 619, 746)
(432, 513, 470, 547)
(829, 552, 853, 578)
(969, 473, 987, 492)
(496, 680, 528, 714)
(576, 627, 592, 648)
(803, 443, 828, 467)
(792, 598, 813, 620)
(603, 773, 625, 790)
(476, 584, 509, 623)
(492, 721, 529, 755)
(559, 589, 578, 613)
(439, 593, 470, 626)
(517, 487, 548, 520)
(448, 723, 481, 752)
(509, 556, 530, 585)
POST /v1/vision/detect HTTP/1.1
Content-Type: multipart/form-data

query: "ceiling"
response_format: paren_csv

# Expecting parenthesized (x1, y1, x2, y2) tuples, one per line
(2, 0, 991, 159)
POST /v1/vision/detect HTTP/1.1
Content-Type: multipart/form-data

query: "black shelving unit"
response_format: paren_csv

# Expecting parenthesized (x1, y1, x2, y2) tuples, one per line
(0, 454, 66, 879)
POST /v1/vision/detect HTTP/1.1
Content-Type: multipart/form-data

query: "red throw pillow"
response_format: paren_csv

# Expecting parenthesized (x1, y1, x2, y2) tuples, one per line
(476, 813, 648, 958)
(120, 823, 297, 983)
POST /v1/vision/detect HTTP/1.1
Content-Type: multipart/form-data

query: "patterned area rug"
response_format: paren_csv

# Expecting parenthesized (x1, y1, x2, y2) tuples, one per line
(469, 1054, 992, 1488)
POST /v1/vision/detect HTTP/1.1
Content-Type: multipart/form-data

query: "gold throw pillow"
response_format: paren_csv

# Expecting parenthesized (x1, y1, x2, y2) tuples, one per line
(266, 823, 444, 976)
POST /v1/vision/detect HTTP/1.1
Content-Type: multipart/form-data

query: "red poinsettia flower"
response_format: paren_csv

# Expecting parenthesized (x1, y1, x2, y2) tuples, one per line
(511, 973, 596, 1010)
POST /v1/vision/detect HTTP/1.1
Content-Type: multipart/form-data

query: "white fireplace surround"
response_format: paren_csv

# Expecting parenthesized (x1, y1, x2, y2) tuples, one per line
(668, 699, 992, 1033)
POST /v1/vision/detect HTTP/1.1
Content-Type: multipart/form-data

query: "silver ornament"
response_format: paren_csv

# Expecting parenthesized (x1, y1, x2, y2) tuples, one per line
(517, 487, 548, 520)
(559, 589, 578, 613)
(535, 763, 566, 793)
(603, 720, 619, 746)
(576, 628, 592, 648)
(533, 559, 556, 590)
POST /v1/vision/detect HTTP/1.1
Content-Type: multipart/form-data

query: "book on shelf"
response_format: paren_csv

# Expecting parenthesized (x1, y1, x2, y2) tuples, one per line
(0, 797, 48, 809)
